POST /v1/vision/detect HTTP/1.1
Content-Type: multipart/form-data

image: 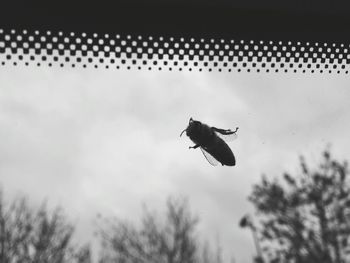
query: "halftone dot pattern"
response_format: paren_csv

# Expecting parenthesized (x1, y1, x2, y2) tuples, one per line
(0, 28, 349, 73)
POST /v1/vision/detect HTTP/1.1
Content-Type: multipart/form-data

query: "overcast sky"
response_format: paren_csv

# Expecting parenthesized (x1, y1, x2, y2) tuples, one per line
(1, 65, 350, 262)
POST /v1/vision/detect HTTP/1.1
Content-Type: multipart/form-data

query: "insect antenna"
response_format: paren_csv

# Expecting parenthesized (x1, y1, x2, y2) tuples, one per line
(180, 128, 187, 137)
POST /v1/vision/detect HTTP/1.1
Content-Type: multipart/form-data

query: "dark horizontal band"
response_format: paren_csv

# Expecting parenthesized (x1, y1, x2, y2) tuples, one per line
(1, 1, 350, 42)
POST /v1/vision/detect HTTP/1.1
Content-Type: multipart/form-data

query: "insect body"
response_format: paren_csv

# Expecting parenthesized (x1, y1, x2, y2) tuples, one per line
(180, 118, 238, 166)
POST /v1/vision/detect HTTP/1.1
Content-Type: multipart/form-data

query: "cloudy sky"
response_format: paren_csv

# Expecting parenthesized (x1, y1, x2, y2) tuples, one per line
(1, 65, 350, 262)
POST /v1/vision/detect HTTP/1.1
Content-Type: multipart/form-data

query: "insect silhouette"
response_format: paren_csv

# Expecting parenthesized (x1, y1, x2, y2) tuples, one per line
(180, 118, 239, 166)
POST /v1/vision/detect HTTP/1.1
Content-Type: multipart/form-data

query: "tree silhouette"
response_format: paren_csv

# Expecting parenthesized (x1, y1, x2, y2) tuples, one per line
(97, 197, 221, 263)
(242, 149, 350, 263)
(0, 188, 226, 263)
(0, 189, 91, 263)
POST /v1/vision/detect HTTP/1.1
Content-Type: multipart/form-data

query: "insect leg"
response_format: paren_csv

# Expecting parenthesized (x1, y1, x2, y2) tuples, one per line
(189, 144, 200, 149)
(212, 126, 239, 135)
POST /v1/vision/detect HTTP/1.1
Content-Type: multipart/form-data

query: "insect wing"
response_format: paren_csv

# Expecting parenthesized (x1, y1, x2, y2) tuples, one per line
(200, 147, 219, 166)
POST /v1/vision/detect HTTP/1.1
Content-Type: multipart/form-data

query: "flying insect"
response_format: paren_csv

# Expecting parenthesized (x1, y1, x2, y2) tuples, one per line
(180, 118, 238, 166)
